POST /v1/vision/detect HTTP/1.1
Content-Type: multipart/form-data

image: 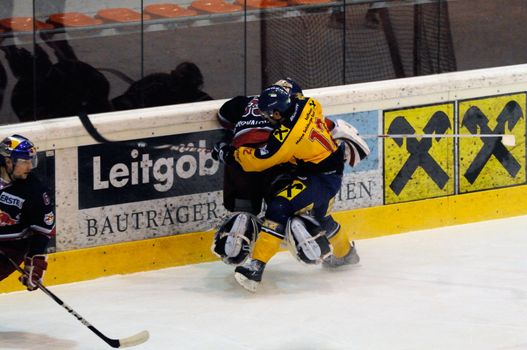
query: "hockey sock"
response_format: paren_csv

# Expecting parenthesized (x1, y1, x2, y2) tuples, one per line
(328, 229, 351, 258)
(252, 231, 282, 263)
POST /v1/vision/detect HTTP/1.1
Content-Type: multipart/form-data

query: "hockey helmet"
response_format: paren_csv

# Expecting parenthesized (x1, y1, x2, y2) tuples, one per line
(0, 134, 38, 168)
(212, 212, 260, 266)
(286, 215, 333, 265)
(257, 85, 292, 123)
(273, 77, 303, 98)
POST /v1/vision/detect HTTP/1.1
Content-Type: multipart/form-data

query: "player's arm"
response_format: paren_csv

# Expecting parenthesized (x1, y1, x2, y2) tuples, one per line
(28, 188, 56, 241)
(234, 127, 295, 172)
(20, 186, 55, 291)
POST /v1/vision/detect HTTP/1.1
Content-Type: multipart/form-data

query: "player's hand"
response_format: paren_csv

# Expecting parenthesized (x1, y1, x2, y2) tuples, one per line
(211, 142, 231, 163)
(19, 254, 48, 291)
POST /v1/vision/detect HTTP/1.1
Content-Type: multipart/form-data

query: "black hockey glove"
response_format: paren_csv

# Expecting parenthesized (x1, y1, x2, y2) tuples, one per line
(211, 142, 231, 163)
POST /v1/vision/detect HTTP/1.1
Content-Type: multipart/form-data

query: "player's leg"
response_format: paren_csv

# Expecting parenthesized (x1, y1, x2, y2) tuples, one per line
(0, 242, 26, 281)
(234, 177, 302, 292)
(223, 163, 263, 215)
(308, 173, 360, 267)
(234, 203, 290, 292)
(318, 214, 360, 268)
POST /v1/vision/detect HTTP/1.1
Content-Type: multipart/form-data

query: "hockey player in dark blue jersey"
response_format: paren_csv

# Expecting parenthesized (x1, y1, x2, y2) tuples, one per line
(0, 134, 56, 291)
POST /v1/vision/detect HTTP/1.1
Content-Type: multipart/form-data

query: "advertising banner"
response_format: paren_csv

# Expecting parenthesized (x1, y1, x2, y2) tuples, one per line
(384, 103, 455, 204)
(329, 111, 383, 211)
(458, 93, 526, 193)
(77, 130, 227, 247)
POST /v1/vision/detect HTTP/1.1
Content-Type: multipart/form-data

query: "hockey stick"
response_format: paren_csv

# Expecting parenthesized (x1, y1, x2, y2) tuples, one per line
(0, 250, 149, 348)
(151, 143, 211, 153)
(78, 109, 147, 148)
(78, 109, 211, 153)
(359, 133, 516, 146)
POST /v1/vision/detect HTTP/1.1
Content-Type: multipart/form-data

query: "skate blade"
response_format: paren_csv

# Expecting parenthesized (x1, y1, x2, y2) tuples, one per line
(234, 272, 259, 293)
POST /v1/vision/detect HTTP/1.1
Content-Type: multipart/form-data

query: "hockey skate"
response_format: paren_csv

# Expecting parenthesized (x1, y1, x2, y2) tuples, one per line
(234, 258, 266, 292)
(322, 241, 360, 268)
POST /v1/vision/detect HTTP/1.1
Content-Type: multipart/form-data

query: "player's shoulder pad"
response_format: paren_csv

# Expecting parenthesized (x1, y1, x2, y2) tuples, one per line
(283, 97, 312, 126)
(218, 95, 253, 130)
(22, 174, 52, 198)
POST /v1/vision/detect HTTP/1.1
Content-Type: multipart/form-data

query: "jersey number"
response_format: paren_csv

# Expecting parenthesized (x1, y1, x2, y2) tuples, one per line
(309, 119, 334, 151)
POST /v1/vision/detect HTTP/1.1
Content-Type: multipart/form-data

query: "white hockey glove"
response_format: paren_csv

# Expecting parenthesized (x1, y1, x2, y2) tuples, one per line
(331, 119, 370, 167)
(19, 254, 48, 291)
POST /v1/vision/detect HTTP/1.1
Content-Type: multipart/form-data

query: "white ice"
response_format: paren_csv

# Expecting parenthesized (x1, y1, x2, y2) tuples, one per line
(1, 215, 527, 350)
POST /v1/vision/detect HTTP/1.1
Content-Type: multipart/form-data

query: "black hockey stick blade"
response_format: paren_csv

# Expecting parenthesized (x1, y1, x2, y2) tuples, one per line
(78, 109, 212, 153)
(78, 109, 147, 148)
(0, 250, 149, 348)
(78, 109, 112, 144)
(78, 110, 213, 153)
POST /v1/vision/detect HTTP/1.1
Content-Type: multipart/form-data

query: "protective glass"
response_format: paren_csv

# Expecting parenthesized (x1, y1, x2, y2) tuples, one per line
(15, 155, 38, 168)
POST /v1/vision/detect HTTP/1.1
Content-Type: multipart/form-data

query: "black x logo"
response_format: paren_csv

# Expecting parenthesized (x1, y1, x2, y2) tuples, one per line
(277, 180, 306, 200)
(388, 112, 451, 195)
(461, 101, 522, 184)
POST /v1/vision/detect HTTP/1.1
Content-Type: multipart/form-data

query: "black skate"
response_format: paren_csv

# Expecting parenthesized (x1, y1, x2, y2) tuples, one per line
(234, 258, 266, 292)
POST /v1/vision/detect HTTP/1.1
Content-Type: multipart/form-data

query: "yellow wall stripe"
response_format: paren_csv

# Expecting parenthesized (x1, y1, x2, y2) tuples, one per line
(337, 184, 527, 240)
(3, 184, 527, 294)
(1, 231, 217, 293)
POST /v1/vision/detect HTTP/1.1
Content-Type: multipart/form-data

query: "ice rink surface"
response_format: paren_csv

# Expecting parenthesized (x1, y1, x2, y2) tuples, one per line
(1, 215, 527, 350)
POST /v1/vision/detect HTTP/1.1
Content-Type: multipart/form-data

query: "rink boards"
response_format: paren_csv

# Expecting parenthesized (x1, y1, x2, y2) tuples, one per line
(3, 64, 527, 292)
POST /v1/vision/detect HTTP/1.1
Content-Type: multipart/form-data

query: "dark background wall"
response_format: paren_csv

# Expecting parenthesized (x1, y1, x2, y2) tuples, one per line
(0, 0, 525, 124)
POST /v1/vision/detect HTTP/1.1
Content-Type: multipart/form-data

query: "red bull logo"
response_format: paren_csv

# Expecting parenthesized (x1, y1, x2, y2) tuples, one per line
(0, 210, 19, 226)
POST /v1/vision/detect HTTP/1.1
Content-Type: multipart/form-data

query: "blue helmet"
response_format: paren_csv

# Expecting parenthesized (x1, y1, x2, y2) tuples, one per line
(257, 85, 292, 123)
(0, 134, 38, 168)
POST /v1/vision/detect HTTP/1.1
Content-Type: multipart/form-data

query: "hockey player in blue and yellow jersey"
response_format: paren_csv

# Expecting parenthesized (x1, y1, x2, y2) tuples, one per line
(213, 83, 366, 292)
(215, 78, 303, 215)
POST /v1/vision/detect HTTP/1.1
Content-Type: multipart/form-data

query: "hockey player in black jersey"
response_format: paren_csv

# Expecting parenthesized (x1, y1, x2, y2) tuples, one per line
(0, 134, 56, 291)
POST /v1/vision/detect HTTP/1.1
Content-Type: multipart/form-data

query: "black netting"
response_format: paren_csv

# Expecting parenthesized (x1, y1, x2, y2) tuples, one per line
(261, 1, 456, 89)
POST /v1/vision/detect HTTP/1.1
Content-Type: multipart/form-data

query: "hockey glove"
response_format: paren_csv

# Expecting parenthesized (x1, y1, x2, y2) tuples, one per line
(211, 142, 231, 163)
(19, 254, 48, 291)
(331, 119, 370, 167)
